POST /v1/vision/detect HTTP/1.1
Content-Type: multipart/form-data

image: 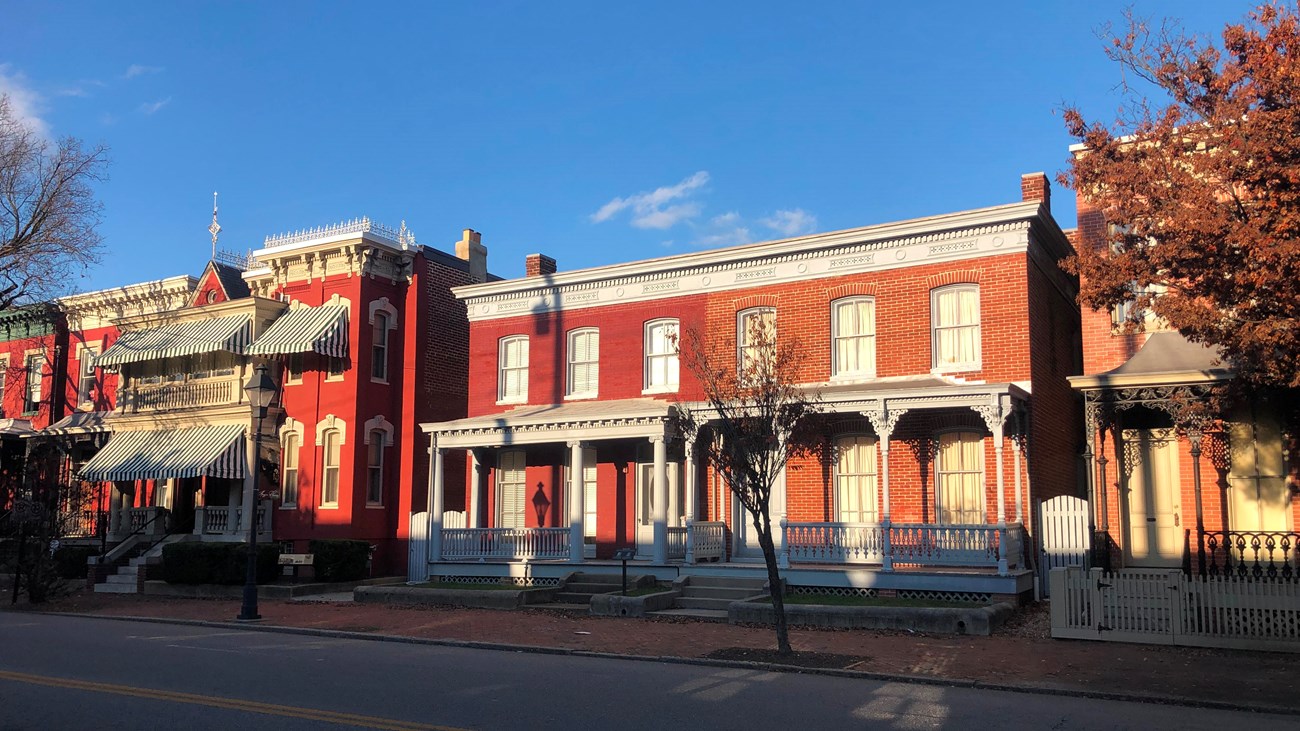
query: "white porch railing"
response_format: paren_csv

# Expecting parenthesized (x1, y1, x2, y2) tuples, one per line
(441, 527, 569, 560)
(666, 527, 687, 560)
(197, 501, 270, 536)
(121, 376, 242, 413)
(128, 507, 169, 536)
(782, 521, 1024, 575)
(687, 521, 726, 563)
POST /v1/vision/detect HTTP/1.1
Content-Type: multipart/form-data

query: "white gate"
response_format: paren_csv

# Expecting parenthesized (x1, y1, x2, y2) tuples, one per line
(1038, 495, 1090, 596)
(408, 511, 429, 583)
(1050, 567, 1300, 652)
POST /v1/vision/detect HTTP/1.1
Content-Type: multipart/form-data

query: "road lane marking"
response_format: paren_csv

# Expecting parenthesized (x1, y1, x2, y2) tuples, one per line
(0, 670, 470, 731)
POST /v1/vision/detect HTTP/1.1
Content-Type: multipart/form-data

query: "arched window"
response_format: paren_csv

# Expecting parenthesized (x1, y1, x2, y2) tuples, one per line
(281, 431, 301, 506)
(566, 328, 599, 398)
(737, 307, 776, 373)
(366, 429, 384, 505)
(931, 285, 981, 370)
(831, 297, 876, 378)
(371, 311, 390, 381)
(834, 436, 878, 523)
(321, 430, 341, 507)
(936, 431, 984, 524)
(498, 336, 529, 403)
(643, 319, 679, 392)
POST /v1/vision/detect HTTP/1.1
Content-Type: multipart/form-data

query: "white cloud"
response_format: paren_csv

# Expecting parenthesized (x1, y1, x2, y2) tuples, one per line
(711, 211, 742, 226)
(761, 208, 818, 236)
(0, 64, 51, 139)
(138, 97, 172, 115)
(590, 171, 710, 230)
(122, 64, 163, 80)
(695, 226, 753, 249)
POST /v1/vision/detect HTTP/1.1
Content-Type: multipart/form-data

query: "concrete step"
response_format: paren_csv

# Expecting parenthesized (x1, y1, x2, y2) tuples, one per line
(571, 573, 642, 586)
(105, 573, 139, 585)
(649, 608, 729, 622)
(675, 596, 736, 611)
(128, 555, 163, 567)
(565, 582, 632, 594)
(552, 592, 599, 604)
(94, 582, 139, 594)
(685, 576, 766, 590)
(680, 586, 760, 600)
(526, 602, 589, 611)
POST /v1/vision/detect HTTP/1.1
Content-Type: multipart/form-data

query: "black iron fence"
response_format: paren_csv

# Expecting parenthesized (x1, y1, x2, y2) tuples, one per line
(1195, 530, 1299, 580)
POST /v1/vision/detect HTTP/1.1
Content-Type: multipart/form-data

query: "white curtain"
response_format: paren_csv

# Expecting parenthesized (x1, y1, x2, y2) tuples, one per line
(937, 431, 984, 524)
(934, 288, 979, 366)
(834, 299, 876, 376)
(835, 436, 878, 523)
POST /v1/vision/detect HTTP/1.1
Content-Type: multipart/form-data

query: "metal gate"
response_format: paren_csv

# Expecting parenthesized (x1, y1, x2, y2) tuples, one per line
(1038, 496, 1090, 596)
(1050, 567, 1300, 652)
(408, 511, 428, 583)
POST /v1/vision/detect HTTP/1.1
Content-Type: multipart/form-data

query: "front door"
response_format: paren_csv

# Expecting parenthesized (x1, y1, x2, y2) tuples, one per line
(1123, 429, 1183, 567)
(635, 453, 680, 557)
(734, 465, 786, 561)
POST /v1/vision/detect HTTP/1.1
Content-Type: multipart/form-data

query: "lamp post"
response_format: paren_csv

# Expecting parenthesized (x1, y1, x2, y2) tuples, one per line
(238, 362, 276, 622)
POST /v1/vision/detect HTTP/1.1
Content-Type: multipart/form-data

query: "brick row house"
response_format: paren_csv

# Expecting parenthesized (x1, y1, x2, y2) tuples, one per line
(417, 173, 1081, 600)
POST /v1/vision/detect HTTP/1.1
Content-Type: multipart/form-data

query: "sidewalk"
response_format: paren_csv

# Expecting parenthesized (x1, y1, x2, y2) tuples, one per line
(15, 590, 1299, 715)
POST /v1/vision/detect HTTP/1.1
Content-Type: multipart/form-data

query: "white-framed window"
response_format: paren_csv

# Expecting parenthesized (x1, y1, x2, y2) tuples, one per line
(496, 450, 527, 528)
(737, 307, 776, 373)
(281, 431, 301, 507)
(936, 431, 984, 524)
(321, 429, 341, 507)
(366, 429, 384, 505)
(931, 285, 981, 371)
(76, 346, 98, 405)
(835, 435, 878, 523)
(831, 297, 876, 378)
(23, 354, 43, 413)
(498, 336, 529, 403)
(643, 319, 679, 392)
(371, 311, 390, 382)
(285, 353, 304, 385)
(326, 355, 346, 381)
(1111, 282, 1170, 330)
(566, 328, 599, 398)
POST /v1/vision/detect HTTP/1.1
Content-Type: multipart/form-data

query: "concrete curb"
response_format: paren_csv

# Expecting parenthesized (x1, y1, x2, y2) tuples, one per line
(356, 585, 558, 609)
(32, 611, 1300, 718)
(728, 600, 1014, 636)
(589, 590, 679, 618)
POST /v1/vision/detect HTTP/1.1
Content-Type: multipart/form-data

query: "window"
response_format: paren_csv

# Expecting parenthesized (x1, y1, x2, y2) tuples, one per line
(1111, 282, 1169, 330)
(326, 355, 346, 380)
(497, 450, 527, 528)
(566, 328, 599, 398)
(23, 354, 43, 413)
(835, 436, 878, 523)
(931, 285, 980, 370)
(321, 430, 341, 507)
(76, 347, 98, 405)
(643, 319, 679, 392)
(285, 353, 304, 385)
(936, 431, 984, 524)
(366, 429, 384, 505)
(737, 307, 776, 373)
(832, 298, 876, 378)
(281, 432, 300, 506)
(498, 336, 529, 403)
(371, 311, 390, 382)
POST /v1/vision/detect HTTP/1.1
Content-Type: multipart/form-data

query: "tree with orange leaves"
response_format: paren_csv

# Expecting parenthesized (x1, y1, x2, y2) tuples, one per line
(1063, 3, 1300, 389)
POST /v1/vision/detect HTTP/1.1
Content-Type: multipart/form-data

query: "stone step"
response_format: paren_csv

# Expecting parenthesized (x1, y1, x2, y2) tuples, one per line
(648, 608, 729, 622)
(565, 582, 630, 594)
(675, 596, 736, 611)
(128, 555, 163, 567)
(572, 573, 641, 585)
(94, 582, 139, 594)
(680, 586, 760, 600)
(105, 573, 139, 585)
(526, 602, 589, 611)
(552, 592, 598, 604)
(685, 576, 766, 590)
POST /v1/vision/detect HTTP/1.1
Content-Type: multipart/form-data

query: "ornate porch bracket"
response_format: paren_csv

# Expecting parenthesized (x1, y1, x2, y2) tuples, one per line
(972, 395, 1013, 524)
(862, 402, 907, 572)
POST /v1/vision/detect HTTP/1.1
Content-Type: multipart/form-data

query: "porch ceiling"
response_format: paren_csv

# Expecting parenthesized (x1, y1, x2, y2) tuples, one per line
(421, 398, 674, 448)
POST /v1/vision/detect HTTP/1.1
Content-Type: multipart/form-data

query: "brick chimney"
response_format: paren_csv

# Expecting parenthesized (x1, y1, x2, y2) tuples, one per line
(455, 229, 488, 283)
(525, 253, 557, 277)
(1021, 172, 1051, 212)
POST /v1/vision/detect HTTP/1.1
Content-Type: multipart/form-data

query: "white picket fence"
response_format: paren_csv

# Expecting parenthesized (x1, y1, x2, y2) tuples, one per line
(1038, 496, 1090, 596)
(408, 511, 429, 583)
(1050, 567, 1300, 652)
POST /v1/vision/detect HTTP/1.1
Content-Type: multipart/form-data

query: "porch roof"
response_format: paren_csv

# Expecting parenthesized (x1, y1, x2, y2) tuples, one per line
(421, 398, 674, 448)
(812, 376, 1029, 412)
(97, 313, 252, 366)
(40, 410, 112, 435)
(1069, 332, 1231, 391)
(0, 418, 35, 438)
(79, 424, 247, 482)
(245, 304, 348, 358)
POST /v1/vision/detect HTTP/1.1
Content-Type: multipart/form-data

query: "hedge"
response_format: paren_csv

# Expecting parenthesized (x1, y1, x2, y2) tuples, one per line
(54, 545, 98, 579)
(162, 542, 279, 585)
(309, 539, 370, 582)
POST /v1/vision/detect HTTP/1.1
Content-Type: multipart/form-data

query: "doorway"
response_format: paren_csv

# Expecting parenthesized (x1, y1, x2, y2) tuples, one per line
(1123, 429, 1183, 567)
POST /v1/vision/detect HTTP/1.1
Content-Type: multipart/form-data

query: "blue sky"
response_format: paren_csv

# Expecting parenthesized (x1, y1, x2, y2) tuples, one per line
(3, 1, 1260, 290)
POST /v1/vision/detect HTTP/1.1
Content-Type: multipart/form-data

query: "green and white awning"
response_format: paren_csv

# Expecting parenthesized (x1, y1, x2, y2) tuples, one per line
(245, 305, 349, 359)
(97, 314, 252, 367)
(79, 424, 247, 482)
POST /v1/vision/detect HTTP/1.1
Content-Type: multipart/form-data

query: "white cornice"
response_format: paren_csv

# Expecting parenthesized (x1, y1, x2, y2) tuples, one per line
(458, 201, 1047, 322)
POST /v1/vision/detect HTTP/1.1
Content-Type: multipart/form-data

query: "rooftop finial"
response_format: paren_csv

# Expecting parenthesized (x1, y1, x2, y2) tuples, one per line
(208, 192, 222, 259)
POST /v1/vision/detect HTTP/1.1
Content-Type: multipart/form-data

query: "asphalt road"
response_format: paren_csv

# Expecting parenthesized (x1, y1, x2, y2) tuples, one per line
(0, 612, 1287, 730)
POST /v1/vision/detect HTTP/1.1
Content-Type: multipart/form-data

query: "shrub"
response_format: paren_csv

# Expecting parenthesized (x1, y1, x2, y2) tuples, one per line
(53, 545, 98, 579)
(309, 539, 370, 582)
(163, 542, 279, 584)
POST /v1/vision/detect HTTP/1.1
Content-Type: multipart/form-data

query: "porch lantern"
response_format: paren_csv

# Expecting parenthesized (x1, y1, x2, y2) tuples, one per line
(237, 362, 277, 622)
(531, 481, 550, 527)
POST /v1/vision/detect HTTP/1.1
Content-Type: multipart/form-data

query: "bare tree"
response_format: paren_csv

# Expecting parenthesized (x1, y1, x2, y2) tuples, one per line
(0, 94, 108, 310)
(675, 317, 820, 655)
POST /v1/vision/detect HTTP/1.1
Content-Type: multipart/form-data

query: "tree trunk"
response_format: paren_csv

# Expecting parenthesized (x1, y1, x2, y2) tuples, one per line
(752, 509, 791, 655)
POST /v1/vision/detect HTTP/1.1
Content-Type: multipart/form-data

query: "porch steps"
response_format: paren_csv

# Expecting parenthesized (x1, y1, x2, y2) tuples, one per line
(541, 571, 654, 610)
(650, 575, 767, 622)
(93, 535, 189, 594)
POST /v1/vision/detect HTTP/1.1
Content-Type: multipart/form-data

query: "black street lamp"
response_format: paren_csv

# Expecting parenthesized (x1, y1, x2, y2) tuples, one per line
(237, 362, 276, 622)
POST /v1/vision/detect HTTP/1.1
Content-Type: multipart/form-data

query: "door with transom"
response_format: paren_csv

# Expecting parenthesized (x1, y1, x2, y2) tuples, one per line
(1123, 429, 1183, 567)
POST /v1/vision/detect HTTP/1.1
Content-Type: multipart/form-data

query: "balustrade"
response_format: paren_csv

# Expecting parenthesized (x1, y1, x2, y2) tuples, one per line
(123, 377, 240, 413)
(688, 521, 726, 562)
(441, 527, 569, 560)
(666, 527, 687, 560)
(781, 521, 1024, 574)
(1202, 530, 1299, 580)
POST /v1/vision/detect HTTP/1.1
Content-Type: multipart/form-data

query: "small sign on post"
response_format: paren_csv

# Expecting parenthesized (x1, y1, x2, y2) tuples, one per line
(612, 547, 636, 595)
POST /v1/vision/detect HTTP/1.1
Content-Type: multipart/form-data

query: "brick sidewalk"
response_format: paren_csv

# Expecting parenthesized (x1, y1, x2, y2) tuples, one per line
(14, 591, 1299, 714)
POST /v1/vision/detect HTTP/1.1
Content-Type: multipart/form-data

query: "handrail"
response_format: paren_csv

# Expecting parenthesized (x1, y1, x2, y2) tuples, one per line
(100, 509, 170, 564)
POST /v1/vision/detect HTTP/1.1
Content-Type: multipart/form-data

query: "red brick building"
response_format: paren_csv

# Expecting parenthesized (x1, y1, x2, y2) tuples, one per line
(420, 173, 1080, 599)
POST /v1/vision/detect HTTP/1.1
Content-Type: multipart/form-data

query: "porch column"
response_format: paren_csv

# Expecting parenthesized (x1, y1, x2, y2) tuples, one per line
(427, 438, 444, 563)
(1187, 427, 1207, 575)
(468, 449, 484, 529)
(226, 477, 240, 536)
(974, 399, 1009, 525)
(684, 436, 696, 565)
(651, 435, 668, 564)
(567, 440, 586, 564)
(1082, 400, 1100, 567)
(864, 404, 907, 573)
(108, 485, 124, 536)
(1012, 409, 1024, 524)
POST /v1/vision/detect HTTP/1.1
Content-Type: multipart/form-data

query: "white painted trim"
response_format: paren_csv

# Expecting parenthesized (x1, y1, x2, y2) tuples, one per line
(363, 415, 395, 447)
(315, 414, 347, 446)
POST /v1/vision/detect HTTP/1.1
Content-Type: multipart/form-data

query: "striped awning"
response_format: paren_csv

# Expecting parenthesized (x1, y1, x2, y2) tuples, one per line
(97, 314, 252, 367)
(245, 305, 349, 358)
(79, 424, 247, 482)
